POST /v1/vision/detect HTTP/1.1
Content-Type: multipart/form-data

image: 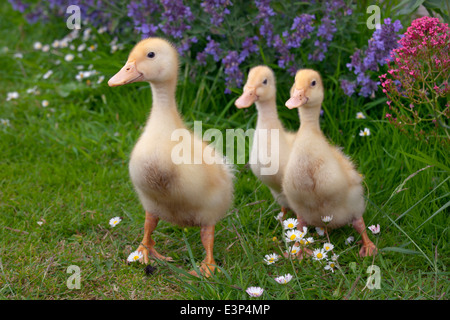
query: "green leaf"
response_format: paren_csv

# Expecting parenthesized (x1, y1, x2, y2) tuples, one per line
(381, 247, 421, 255)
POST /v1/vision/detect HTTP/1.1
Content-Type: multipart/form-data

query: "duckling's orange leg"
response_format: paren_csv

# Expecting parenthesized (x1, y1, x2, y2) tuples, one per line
(353, 217, 377, 257)
(296, 215, 313, 259)
(136, 211, 173, 264)
(281, 206, 289, 220)
(189, 225, 217, 277)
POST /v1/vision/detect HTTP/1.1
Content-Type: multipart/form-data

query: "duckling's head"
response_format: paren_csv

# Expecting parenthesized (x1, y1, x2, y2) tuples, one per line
(285, 69, 324, 109)
(235, 65, 276, 109)
(108, 37, 179, 87)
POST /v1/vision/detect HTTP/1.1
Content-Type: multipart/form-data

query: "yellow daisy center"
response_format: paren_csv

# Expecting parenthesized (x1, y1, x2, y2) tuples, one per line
(290, 234, 296, 240)
(325, 246, 330, 250)
(317, 252, 323, 259)
(133, 255, 139, 260)
(288, 223, 294, 228)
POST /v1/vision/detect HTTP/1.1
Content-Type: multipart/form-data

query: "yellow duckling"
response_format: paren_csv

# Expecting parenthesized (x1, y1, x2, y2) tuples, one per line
(108, 38, 234, 276)
(283, 69, 377, 257)
(235, 66, 296, 218)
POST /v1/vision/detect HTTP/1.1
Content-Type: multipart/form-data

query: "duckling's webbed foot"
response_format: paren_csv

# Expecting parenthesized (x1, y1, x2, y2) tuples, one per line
(188, 225, 218, 278)
(136, 211, 173, 264)
(352, 217, 378, 257)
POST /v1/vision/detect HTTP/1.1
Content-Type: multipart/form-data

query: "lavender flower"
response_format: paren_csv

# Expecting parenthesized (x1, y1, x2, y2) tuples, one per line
(239, 36, 259, 62)
(342, 18, 403, 97)
(222, 50, 244, 93)
(254, 0, 276, 46)
(201, 0, 233, 26)
(203, 36, 223, 62)
(127, 1, 160, 38)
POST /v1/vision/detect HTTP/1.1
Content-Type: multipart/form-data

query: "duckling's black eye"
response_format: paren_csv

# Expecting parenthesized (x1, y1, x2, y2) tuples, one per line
(262, 79, 268, 85)
(147, 52, 155, 58)
(311, 80, 317, 87)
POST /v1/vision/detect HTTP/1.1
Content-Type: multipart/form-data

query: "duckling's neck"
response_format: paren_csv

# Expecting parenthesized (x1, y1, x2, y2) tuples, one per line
(255, 98, 283, 129)
(146, 79, 183, 130)
(298, 103, 322, 133)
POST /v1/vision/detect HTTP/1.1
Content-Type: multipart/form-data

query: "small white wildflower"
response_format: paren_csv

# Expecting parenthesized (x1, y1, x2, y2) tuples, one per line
(345, 236, 354, 245)
(13, 52, 23, 59)
(109, 216, 122, 227)
(98, 26, 107, 34)
(41, 44, 50, 52)
(274, 274, 293, 284)
(87, 44, 97, 52)
(283, 218, 298, 230)
(42, 70, 53, 79)
(368, 224, 380, 234)
(324, 261, 337, 272)
(315, 226, 325, 236)
(331, 254, 339, 261)
(321, 215, 333, 223)
(323, 242, 334, 252)
(0, 119, 11, 127)
(33, 42, 42, 50)
(37, 221, 43, 226)
(6, 91, 19, 101)
(64, 53, 75, 62)
(359, 128, 371, 137)
(127, 250, 143, 263)
(263, 253, 280, 265)
(286, 244, 300, 256)
(51, 40, 60, 48)
(246, 287, 264, 297)
(356, 112, 366, 119)
(41, 100, 49, 108)
(285, 229, 304, 242)
(97, 75, 105, 84)
(312, 248, 327, 261)
(77, 43, 86, 52)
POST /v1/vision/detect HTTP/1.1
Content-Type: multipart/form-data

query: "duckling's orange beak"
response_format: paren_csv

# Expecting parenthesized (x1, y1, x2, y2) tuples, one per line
(285, 88, 308, 109)
(235, 87, 257, 109)
(108, 61, 144, 87)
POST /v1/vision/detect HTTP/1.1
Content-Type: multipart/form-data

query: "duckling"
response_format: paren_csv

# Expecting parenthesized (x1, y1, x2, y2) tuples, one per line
(283, 69, 377, 257)
(235, 66, 296, 218)
(108, 37, 234, 276)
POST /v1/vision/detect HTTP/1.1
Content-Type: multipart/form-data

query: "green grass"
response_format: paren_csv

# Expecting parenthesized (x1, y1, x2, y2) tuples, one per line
(0, 3, 448, 300)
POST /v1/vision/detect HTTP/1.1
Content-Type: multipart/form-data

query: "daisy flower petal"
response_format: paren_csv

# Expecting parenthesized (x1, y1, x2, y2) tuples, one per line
(246, 286, 264, 297)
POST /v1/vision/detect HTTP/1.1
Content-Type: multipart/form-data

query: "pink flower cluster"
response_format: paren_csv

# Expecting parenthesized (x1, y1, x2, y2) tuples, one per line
(379, 16, 450, 143)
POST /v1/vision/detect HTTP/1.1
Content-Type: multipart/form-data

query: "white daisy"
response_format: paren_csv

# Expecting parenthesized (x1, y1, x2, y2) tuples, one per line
(41, 44, 50, 52)
(246, 287, 264, 297)
(42, 70, 53, 79)
(286, 244, 300, 256)
(324, 261, 337, 272)
(127, 250, 143, 263)
(263, 253, 279, 265)
(109, 216, 122, 227)
(368, 224, 380, 234)
(359, 128, 371, 137)
(285, 229, 304, 242)
(274, 274, 293, 284)
(331, 254, 339, 261)
(312, 248, 327, 261)
(323, 242, 334, 252)
(13, 52, 23, 59)
(97, 75, 105, 84)
(6, 91, 19, 101)
(315, 227, 325, 236)
(77, 43, 87, 52)
(345, 236, 354, 245)
(298, 236, 314, 246)
(65, 53, 75, 62)
(51, 40, 60, 48)
(0, 119, 11, 127)
(356, 112, 366, 119)
(41, 100, 49, 108)
(321, 215, 333, 223)
(87, 44, 97, 52)
(275, 211, 284, 222)
(283, 218, 298, 230)
(37, 221, 43, 226)
(98, 26, 107, 34)
(33, 41, 42, 50)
